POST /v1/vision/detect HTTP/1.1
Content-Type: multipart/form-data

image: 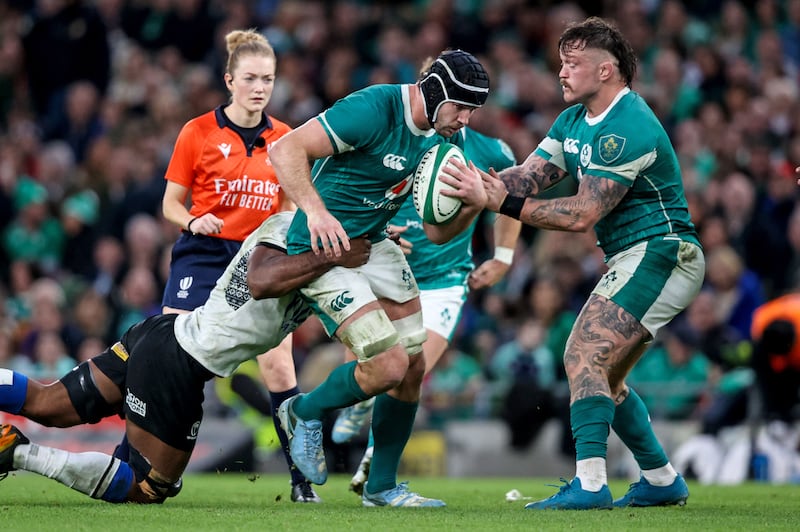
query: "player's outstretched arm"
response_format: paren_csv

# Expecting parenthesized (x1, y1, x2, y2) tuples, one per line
(247, 237, 371, 299)
(468, 214, 522, 290)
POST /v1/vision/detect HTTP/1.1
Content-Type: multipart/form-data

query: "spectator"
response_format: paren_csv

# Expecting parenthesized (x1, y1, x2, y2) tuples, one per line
(704, 243, 764, 340)
(2, 178, 65, 275)
(422, 346, 484, 429)
(21, 0, 111, 133)
(487, 317, 556, 450)
(627, 321, 710, 420)
(29, 330, 77, 382)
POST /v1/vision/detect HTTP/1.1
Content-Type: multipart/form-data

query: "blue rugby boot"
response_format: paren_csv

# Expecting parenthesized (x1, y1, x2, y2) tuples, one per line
(362, 481, 446, 508)
(524, 478, 613, 510)
(277, 395, 327, 485)
(331, 397, 374, 444)
(613, 474, 689, 507)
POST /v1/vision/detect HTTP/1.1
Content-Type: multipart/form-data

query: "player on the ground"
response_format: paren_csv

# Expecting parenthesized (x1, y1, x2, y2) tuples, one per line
(269, 49, 489, 507)
(332, 125, 521, 495)
(449, 17, 705, 510)
(0, 212, 369, 503)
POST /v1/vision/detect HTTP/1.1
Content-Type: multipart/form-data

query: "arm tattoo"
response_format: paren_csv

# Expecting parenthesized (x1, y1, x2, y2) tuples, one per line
(498, 157, 566, 197)
(521, 173, 629, 231)
(583, 174, 629, 219)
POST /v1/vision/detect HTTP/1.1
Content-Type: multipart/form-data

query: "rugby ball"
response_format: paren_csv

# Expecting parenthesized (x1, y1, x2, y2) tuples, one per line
(412, 143, 466, 225)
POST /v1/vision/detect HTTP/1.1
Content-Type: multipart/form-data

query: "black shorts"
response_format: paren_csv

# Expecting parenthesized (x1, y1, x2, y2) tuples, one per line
(96, 314, 215, 452)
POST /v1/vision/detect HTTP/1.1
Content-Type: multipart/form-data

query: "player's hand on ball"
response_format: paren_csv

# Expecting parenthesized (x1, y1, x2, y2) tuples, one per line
(440, 158, 488, 209)
(480, 168, 510, 212)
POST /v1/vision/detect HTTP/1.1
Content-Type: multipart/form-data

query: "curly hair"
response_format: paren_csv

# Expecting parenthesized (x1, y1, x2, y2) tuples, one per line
(558, 17, 637, 87)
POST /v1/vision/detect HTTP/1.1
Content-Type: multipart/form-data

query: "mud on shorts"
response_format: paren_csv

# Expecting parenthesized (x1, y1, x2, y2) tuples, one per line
(591, 236, 705, 338)
(299, 238, 420, 336)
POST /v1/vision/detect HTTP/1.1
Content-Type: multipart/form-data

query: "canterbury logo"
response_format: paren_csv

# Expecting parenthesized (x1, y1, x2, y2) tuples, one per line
(179, 277, 193, 290)
(330, 291, 354, 312)
(382, 153, 407, 171)
(218, 143, 232, 159)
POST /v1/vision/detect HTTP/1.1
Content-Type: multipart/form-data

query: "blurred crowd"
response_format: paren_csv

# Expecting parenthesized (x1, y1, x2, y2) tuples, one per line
(2, 0, 800, 466)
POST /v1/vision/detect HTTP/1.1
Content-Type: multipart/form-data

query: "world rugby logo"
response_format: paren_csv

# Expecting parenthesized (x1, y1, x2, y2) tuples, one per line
(177, 276, 193, 300)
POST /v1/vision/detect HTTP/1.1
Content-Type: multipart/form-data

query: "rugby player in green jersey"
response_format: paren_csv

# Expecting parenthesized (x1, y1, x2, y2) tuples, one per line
(450, 17, 705, 510)
(331, 125, 522, 495)
(270, 50, 490, 507)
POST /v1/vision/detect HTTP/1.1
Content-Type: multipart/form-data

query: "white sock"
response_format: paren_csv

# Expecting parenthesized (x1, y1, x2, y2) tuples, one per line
(575, 457, 607, 492)
(641, 463, 678, 486)
(14, 443, 123, 498)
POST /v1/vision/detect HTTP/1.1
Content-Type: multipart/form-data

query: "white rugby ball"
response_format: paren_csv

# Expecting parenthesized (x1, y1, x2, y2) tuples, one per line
(412, 143, 466, 225)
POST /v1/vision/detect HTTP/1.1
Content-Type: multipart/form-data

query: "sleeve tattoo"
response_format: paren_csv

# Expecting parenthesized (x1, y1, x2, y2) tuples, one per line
(498, 158, 566, 197)
(522, 173, 630, 231)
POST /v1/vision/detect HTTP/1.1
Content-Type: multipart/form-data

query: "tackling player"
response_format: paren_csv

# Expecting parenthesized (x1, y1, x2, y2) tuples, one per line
(0, 212, 369, 503)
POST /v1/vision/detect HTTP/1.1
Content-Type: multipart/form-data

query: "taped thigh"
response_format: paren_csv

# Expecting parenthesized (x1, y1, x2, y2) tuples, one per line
(392, 311, 427, 356)
(60, 360, 121, 424)
(338, 309, 399, 362)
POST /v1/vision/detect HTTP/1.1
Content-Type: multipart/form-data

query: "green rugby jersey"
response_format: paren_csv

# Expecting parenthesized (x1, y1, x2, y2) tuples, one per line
(391, 128, 516, 290)
(287, 84, 445, 254)
(534, 88, 699, 258)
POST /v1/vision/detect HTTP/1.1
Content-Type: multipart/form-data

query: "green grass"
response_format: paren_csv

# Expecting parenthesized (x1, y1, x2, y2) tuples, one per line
(2, 472, 798, 531)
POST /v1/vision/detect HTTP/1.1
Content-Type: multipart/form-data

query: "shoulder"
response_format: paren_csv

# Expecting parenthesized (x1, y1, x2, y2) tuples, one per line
(267, 115, 293, 135)
(179, 110, 219, 137)
(333, 85, 400, 115)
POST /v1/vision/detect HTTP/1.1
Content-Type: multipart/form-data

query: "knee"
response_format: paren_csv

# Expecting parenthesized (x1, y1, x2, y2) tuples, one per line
(403, 354, 426, 389)
(362, 347, 409, 393)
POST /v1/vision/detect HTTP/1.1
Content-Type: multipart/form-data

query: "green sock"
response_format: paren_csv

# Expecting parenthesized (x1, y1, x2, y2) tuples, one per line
(293, 361, 369, 420)
(570, 396, 615, 460)
(611, 387, 668, 470)
(366, 393, 418, 494)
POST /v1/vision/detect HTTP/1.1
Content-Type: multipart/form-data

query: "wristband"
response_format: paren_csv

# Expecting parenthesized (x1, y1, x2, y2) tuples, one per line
(187, 217, 198, 234)
(498, 195, 525, 220)
(493, 246, 514, 265)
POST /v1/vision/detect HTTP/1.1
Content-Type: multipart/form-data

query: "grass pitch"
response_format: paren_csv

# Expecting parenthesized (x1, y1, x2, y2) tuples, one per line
(1, 472, 798, 531)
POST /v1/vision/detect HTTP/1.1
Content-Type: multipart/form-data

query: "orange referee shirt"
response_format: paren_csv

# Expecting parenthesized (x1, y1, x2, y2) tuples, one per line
(751, 293, 800, 372)
(164, 106, 292, 242)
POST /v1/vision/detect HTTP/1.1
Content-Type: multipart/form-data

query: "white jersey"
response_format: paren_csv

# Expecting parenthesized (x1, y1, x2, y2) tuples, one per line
(173, 211, 310, 377)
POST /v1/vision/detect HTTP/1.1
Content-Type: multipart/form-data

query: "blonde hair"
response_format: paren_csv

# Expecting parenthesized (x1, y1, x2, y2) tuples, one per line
(225, 29, 275, 76)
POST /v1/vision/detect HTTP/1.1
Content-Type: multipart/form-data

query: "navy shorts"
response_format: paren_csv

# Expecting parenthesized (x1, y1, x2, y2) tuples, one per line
(161, 232, 241, 310)
(95, 314, 215, 452)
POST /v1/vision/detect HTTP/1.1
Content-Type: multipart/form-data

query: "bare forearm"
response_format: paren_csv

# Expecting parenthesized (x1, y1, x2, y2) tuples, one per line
(519, 196, 594, 232)
(493, 214, 521, 248)
(424, 204, 483, 244)
(248, 250, 337, 299)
